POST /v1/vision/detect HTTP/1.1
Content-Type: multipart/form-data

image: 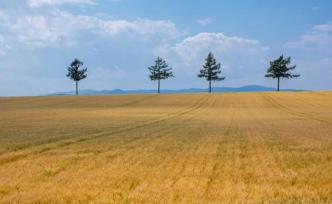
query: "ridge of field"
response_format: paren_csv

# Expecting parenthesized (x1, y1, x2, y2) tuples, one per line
(0, 92, 332, 203)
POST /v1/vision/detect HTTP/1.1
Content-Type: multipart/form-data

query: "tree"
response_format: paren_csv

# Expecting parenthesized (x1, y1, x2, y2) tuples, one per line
(198, 52, 225, 93)
(66, 58, 87, 95)
(265, 55, 300, 91)
(148, 56, 174, 94)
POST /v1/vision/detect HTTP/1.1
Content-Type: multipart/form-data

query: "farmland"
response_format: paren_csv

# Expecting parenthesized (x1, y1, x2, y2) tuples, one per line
(0, 92, 332, 203)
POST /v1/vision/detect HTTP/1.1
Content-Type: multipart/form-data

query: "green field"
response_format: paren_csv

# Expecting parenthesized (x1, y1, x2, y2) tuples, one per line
(0, 92, 332, 203)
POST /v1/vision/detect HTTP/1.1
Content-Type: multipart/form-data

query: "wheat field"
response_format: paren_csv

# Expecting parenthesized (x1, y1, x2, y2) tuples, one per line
(0, 92, 332, 203)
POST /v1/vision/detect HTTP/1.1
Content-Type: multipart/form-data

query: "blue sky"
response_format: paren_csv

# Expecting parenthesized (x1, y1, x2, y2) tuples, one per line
(0, 0, 331, 96)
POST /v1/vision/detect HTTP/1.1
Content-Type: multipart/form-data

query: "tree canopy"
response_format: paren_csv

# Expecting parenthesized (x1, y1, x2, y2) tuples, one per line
(148, 57, 174, 81)
(66, 59, 87, 82)
(148, 57, 174, 93)
(265, 55, 299, 79)
(66, 58, 87, 95)
(265, 55, 299, 91)
(198, 52, 225, 93)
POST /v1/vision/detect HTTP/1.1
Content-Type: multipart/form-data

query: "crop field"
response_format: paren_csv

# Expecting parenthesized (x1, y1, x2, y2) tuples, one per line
(0, 92, 332, 203)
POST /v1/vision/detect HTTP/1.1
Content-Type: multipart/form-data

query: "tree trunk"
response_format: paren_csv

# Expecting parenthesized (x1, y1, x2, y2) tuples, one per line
(209, 80, 211, 93)
(76, 81, 78, 95)
(277, 77, 280, 92)
(158, 79, 160, 94)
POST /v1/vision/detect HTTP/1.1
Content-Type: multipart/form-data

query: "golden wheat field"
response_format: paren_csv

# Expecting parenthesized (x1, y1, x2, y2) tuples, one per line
(0, 92, 332, 203)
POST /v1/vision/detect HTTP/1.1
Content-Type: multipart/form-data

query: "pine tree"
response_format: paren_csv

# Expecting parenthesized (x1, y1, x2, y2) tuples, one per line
(265, 55, 300, 91)
(66, 58, 87, 95)
(198, 52, 225, 93)
(148, 57, 174, 94)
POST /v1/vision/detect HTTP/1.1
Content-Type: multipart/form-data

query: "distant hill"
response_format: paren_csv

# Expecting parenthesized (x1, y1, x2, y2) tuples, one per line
(50, 85, 305, 96)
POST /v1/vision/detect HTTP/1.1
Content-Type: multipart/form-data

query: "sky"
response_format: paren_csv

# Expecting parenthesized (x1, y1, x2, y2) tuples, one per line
(0, 0, 332, 96)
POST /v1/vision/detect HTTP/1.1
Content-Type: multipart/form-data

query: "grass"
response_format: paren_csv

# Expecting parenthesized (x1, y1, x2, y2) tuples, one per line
(0, 92, 332, 203)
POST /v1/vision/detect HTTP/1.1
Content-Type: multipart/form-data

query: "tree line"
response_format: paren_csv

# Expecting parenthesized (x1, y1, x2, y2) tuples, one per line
(66, 52, 300, 95)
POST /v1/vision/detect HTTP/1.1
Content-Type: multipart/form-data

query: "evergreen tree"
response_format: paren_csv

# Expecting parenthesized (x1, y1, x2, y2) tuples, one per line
(198, 52, 225, 93)
(148, 57, 174, 94)
(66, 58, 87, 95)
(265, 55, 300, 91)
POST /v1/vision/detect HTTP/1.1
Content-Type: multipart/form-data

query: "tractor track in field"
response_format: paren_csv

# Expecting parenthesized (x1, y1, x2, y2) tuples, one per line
(104, 96, 217, 178)
(278, 92, 332, 112)
(246, 96, 289, 178)
(0, 95, 160, 156)
(109, 94, 159, 109)
(57, 95, 215, 155)
(50, 94, 211, 148)
(147, 94, 230, 201)
(203, 95, 236, 197)
(58, 94, 160, 110)
(203, 94, 292, 200)
(308, 91, 332, 98)
(25, 96, 217, 186)
(0, 95, 211, 166)
(261, 93, 332, 126)
(2, 93, 332, 203)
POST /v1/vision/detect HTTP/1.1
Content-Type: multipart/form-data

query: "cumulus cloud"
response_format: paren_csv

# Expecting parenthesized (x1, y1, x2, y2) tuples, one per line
(155, 33, 269, 85)
(156, 33, 268, 65)
(197, 17, 212, 26)
(11, 15, 70, 46)
(28, 0, 96, 7)
(0, 2, 182, 95)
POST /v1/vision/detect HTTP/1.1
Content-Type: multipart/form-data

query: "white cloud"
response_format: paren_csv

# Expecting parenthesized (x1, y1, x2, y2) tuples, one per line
(285, 22, 332, 50)
(97, 18, 179, 37)
(197, 17, 212, 26)
(313, 22, 332, 32)
(28, 0, 96, 7)
(5, 10, 180, 47)
(155, 33, 269, 85)
(283, 21, 332, 90)
(0, 10, 8, 21)
(12, 15, 70, 46)
(156, 33, 268, 65)
(0, 35, 8, 55)
(285, 32, 332, 49)
(0, 10, 10, 28)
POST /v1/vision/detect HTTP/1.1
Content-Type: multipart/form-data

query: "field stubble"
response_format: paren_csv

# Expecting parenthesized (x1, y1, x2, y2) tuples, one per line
(0, 92, 332, 203)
